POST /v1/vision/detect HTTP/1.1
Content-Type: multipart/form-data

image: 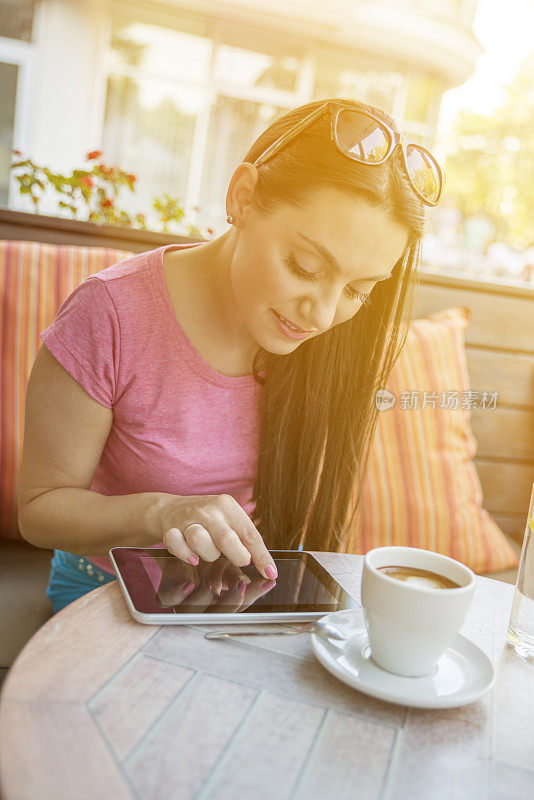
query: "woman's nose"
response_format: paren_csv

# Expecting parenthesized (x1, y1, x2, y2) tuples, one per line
(307, 285, 342, 331)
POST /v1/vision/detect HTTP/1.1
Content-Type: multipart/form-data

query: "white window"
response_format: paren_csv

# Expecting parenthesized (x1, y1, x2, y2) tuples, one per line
(101, 4, 442, 233)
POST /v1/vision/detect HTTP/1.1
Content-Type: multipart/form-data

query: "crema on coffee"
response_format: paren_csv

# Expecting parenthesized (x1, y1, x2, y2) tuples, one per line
(377, 565, 461, 590)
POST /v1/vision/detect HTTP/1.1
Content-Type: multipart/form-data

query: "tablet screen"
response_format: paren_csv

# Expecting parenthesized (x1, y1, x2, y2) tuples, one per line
(110, 548, 355, 616)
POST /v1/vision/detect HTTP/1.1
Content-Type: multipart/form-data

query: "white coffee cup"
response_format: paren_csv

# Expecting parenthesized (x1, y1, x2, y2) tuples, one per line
(361, 546, 475, 677)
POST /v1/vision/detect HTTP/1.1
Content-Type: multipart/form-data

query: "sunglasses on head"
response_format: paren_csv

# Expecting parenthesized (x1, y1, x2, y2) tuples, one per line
(251, 101, 444, 207)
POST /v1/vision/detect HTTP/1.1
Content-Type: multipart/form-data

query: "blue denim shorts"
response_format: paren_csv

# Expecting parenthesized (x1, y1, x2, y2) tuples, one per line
(46, 549, 116, 614)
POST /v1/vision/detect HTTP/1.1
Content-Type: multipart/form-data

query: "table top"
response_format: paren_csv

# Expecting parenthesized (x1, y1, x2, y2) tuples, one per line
(1, 552, 532, 800)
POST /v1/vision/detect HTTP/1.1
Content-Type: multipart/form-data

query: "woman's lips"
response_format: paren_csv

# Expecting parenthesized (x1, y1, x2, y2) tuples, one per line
(273, 310, 312, 340)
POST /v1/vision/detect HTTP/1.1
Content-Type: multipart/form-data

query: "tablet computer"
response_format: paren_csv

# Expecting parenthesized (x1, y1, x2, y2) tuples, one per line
(108, 547, 359, 625)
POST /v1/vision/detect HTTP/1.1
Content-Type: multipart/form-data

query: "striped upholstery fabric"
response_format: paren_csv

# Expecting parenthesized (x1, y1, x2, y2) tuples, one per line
(0, 240, 134, 539)
(1, 241, 519, 572)
(342, 306, 519, 573)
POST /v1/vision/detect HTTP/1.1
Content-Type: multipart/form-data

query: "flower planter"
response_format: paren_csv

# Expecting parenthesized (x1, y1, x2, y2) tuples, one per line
(0, 207, 206, 252)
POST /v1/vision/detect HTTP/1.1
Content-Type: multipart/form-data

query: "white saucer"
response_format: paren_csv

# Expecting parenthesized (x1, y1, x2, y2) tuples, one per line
(311, 609, 495, 709)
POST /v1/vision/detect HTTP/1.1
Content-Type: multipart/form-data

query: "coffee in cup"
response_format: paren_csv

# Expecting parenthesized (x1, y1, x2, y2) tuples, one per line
(361, 546, 475, 677)
(377, 565, 461, 590)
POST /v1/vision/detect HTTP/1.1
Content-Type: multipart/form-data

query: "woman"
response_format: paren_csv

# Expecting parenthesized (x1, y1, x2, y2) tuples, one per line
(17, 97, 441, 613)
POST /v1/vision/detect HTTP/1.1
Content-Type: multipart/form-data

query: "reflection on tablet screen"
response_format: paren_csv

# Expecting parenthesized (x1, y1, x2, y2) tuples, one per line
(137, 552, 344, 614)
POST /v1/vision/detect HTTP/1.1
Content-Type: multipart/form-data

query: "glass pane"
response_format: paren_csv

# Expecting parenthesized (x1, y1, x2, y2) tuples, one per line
(214, 31, 299, 91)
(314, 51, 400, 115)
(110, 13, 211, 82)
(102, 76, 204, 228)
(104, 11, 212, 227)
(0, 0, 34, 42)
(0, 62, 18, 207)
(198, 97, 285, 227)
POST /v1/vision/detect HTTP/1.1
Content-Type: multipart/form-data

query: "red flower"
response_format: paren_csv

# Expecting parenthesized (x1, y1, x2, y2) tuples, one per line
(127, 173, 136, 183)
(87, 150, 102, 161)
(80, 176, 93, 187)
(11, 148, 22, 156)
(102, 198, 114, 209)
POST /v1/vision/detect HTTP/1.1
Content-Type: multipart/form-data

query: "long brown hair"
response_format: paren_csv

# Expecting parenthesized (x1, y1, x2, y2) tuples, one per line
(244, 97, 427, 552)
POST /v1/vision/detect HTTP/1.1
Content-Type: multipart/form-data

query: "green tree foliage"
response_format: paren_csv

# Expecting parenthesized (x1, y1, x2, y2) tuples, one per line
(444, 51, 534, 249)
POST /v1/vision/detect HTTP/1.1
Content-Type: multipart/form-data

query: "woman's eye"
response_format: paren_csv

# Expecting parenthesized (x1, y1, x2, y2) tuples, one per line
(283, 255, 371, 305)
(347, 287, 371, 306)
(283, 255, 316, 281)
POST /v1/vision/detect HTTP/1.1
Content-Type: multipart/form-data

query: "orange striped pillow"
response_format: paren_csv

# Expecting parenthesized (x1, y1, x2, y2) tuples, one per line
(343, 306, 519, 574)
(0, 240, 135, 540)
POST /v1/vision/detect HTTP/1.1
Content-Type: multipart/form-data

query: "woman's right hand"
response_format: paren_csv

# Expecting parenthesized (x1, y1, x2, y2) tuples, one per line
(156, 493, 278, 581)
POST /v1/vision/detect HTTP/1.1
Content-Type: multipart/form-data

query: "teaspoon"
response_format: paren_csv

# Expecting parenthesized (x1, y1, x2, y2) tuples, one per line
(204, 619, 347, 641)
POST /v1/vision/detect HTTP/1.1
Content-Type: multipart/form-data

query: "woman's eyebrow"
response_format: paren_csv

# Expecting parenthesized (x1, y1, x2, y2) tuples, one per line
(296, 231, 392, 281)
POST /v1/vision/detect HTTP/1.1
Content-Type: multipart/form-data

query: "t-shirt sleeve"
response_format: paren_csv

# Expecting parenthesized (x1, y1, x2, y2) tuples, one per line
(39, 277, 120, 409)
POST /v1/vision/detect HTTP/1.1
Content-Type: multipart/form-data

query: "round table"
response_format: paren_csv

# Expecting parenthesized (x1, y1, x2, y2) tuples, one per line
(1, 552, 533, 800)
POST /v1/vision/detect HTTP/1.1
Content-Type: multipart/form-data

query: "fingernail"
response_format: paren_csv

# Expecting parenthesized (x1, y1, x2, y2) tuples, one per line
(184, 581, 195, 594)
(188, 555, 199, 565)
(265, 564, 277, 580)
(238, 580, 247, 595)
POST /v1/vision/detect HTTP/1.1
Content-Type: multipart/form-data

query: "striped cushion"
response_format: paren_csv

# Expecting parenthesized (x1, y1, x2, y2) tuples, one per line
(343, 306, 519, 573)
(0, 240, 134, 539)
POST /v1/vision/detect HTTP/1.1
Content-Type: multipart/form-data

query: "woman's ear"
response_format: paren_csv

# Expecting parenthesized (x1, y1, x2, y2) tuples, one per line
(226, 163, 260, 223)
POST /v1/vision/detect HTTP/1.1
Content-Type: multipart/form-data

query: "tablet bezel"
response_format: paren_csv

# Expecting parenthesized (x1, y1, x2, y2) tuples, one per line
(108, 547, 359, 625)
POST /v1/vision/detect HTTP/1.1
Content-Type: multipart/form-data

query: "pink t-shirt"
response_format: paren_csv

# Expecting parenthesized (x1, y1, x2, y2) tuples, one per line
(39, 243, 265, 574)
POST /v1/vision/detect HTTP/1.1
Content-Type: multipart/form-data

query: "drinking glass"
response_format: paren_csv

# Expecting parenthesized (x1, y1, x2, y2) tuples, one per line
(507, 483, 534, 658)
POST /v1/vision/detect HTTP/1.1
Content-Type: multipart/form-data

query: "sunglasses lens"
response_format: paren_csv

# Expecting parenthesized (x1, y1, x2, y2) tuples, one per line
(336, 110, 390, 164)
(335, 109, 442, 204)
(406, 144, 441, 204)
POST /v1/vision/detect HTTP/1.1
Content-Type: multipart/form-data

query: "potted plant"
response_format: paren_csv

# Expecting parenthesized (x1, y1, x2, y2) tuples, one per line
(2, 149, 214, 251)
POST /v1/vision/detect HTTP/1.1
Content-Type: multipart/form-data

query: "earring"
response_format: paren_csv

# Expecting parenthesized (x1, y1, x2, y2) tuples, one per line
(226, 214, 234, 225)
